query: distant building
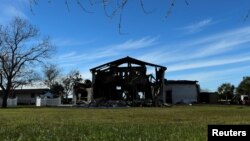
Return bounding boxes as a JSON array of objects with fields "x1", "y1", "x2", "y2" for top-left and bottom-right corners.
[
  {"x1": 199, "y1": 92, "x2": 219, "y2": 104},
  {"x1": 165, "y1": 80, "x2": 199, "y2": 104},
  {"x1": 0, "y1": 89, "x2": 49, "y2": 105}
]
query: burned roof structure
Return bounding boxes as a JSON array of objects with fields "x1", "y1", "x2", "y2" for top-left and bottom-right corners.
[{"x1": 90, "y1": 56, "x2": 167, "y2": 106}]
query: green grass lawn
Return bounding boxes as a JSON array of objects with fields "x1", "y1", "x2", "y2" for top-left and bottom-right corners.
[{"x1": 0, "y1": 105, "x2": 250, "y2": 141}]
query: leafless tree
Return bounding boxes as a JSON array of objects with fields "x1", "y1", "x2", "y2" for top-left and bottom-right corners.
[
  {"x1": 43, "y1": 64, "x2": 60, "y2": 89},
  {"x1": 0, "y1": 17, "x2": 53, "y2": 108},
  {"x1": 29, "y1": 0, "x2": 187, "y2": 34},
  {"x1": 29, "y1": 0, "x2": 250, "y2": 34},
  {"x1": 62, "y1": 70, "x2": 83, "y2": 102}
]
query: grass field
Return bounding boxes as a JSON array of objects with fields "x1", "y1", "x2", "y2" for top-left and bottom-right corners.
[{"x1": 0, "y1": 105, "x2": 250, "y2": 141}]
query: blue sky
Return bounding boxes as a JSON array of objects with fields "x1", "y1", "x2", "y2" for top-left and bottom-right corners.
[{"x1": 1, "y1": 0, "x2": 250, "y2": 91}]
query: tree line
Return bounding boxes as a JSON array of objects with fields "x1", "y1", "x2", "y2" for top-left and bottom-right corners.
[
  {"x1": 43, "y1": 64, "x2": 87, "y2": 103},
  {"x1": 217, "y1": 77, "x2": 250, "y2": 102},
  {"x1": 1, "y1": 17, "x2": 250, "y2": 108}
]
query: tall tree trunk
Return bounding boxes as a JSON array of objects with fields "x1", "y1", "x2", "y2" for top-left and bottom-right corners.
[
  {"x1": 2, "y1": 83, "x2": 11, "y2": 108},
  {"x1": 2, "y1": 90, "x2": 8, "y2": 108}
]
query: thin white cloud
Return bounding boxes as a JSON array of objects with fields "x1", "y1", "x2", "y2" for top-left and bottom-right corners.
[
  {"x1": 52, "y1": 38, "x2": 95, "y2": 47},
  {"x1": 179, "y1": 18, "x2": 213, "y2": 33},
  {"x1": 108, "y1": 37, "x2": 158, "y2": 50},
  {"x1": 4, "y1": 5, "x2": 27, "y2": 18},
  {"x1": 138, "y1": 26, "x2": 250, "y2": 67},
  {"x1": 53, "y1": 26, "x2": 250, "y2": 91},
  {"x1": 0, "y1": 0, "x2": 29, "y2": 24},
  {"x1": 55, "y1": 26, "x2": 250, "y2": 76},
  {"x1": 168, "y1": 65, "x2": 250, "y2": 91},
  {"x1": 54, "y1": 37, "x2": 157, "y2": 66},
  {"x1": 189, "y1": 27, "x2": 250, "y2": 58},
  {"x1": 168, "y1": 54, "x2": 250, "y2": 72},
  {"x1": 58, "y1": 52, "x2": 77, "y2": 58},
  {"x1": 55, "y1": 53, "x2": 88, "y2": 64},
  {"x1": 137, "y1": 50, "x2": 171, "y2": 64}
]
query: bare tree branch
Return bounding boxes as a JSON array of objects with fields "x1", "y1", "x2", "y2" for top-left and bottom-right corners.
[
  {"x1": 244, "y1": 7, "x2": 250, "y2": 22},
  {"x1": 43, "y1": 64, "x2": 60, "y2": 89},
  {"x1": 76, "y1": 0, "x2": 94, "y2": 13},
  {"x1": 29, "y1": 0, "x2": 38, "y2": 14},
  {"x1": 65, "y1": 0, "x2": 70, "y2": 12},
  {"x1": 28, "y1": 0, "x2": 250, "y2": 34},
  {"x1": 165, "y1": 0, "x2": 176, "y2": 19},
  {"x1": 0, "y1": 17, "x2": 53, "y2": 107},
  {"x1": 139, "y1": 0, "x2": 155, "y2": 14},
  {"x1": 118, "y1": 0, "x2": 128, "y2": 34}
]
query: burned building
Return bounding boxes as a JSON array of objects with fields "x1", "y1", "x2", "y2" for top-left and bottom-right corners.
[
  {"x1": 90, "y1": 56, "x2": 166, "y2": 106},
  {"x1": 73, "y1": 80, "x2": 92, "y2": 104}
]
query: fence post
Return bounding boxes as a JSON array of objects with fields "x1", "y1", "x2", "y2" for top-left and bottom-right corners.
[{"x1": 36, "y1": 96, "x2": 41, "y2": 106}]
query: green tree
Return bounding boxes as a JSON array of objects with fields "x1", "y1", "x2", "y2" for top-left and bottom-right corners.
[
  {"x1": 50, "y1": 82, "x2": 64, "y2": 98},
  {"x1": 217, "y1": 83, "x2": 235, "y2": 101},
  {"x1": 0, "y1": 17, "x2": 53, "y2": 108},
  {"x1": 237, "y1": 77, "x2": 250, "y2": 96}
]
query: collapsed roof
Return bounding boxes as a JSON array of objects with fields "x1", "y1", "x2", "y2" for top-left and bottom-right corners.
[
  {"x1": 90, "y1": 56, "x2": 166, "y2": 72},
  {"x1": 90, "y1": 56, "x2": 167, "y2": 106}
]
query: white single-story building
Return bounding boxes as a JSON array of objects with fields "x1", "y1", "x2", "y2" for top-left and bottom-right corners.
[
  {"x1": 13, "y1": 89, "x2": 49, "y2": 104},
  {"x1": 165, "y1": 80, "x2": 199, "y2": 104}
]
